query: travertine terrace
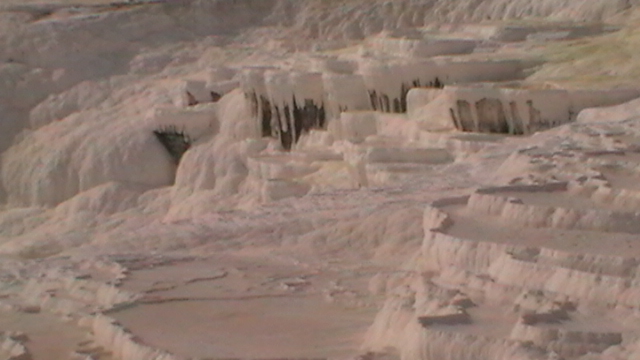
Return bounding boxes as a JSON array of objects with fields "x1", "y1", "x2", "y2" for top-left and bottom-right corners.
[{"x1": 2, "y1": 1, "x2": 640, "y2": 359}]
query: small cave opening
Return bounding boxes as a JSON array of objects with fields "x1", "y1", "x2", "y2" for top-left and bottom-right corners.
[
  {"x1": 210, "y1": 91, "x2": 222, "y2": 102},
  {"x1": 153, "y1": 125, "x2": 193, "y2": 165}
]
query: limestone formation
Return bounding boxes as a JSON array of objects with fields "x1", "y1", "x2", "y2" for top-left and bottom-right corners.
[{"x1": 1, "y1": 1, "x2": 640, "y2": 360}]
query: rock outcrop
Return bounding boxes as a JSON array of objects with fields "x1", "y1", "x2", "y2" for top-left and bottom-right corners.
[{"x1": 1, "y1": 1, "x2": 640, "y2": 360}]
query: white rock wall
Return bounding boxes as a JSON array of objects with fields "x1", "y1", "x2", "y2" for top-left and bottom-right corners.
[
  {"x1": 2, "y1": 110, "x2": 176, "y2": 207},
  {"x1": 410, "y1": 86, "x2": 640, "y2": 135}
]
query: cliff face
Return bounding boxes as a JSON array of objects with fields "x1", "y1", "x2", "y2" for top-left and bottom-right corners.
[{"x1": 2, "y1": 1, "x2": 640, "y2": 359}]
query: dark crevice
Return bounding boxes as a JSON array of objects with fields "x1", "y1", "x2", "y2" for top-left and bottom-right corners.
[
  {"x1": 433, "y1": 77, "x2": 443, "y2": 89},
  {"x1": 210, "y1": 91, "x2": 222, "y2": 102},
  {"x1": 450, "y1": 98, "x2": 570, "y2": 135},
  {"x1": 293, "y1": 97, "x2": 303, "y2": 142},
  {"x1": 265, "y1": 96, "x2": 326, "y2": 151},
  {"x1": 153, "y1": 125, "x2": 192, "y2": 165},
  {"x1": 264, "y1": 97, "x2": 326, "y2": 151},
  {"x1": 368, "y1": 90, "x2": 378, "y2": 111},
  {"x1": 450, "y1": 108, "x2": 461, "y2": 130},
  {"x1": 247, "y1": 91, "x2": 273, "y2": 138},
  {"x1": 261, "y1": 96, "x2": 273, "y2": 137},
  {"x1": 476, "y1": 98, "x2": 509, "y2": 133},
  {"x1": 318, "y1": 106, "x2": 326, "y2": 129},
  {"x1": 393, "y1": 98, "x2": 402, "y2": 113},
  {"x1": 186, "y1": 91, "x2": 198, "y2": 106},
  {"x1": 368, "y1": 76, "x2": 446, "y2": 114}
]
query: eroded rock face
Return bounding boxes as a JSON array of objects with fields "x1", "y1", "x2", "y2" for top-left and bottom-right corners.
[
  {"x1": 2, "y1": 1, "x2": 640, "y2": 360},
  {"x1": 242, "y1": 70, "x2": 327, "y2": 150},
  {"x1": 364, "y1": 153, "x2": 640, "y2": 358},
  {"x1": 1, "y1": 112, "x2": 176, "y2": 207},
  {"x1": 410, "y1": 87, "x2": 640, "y2": 135}
]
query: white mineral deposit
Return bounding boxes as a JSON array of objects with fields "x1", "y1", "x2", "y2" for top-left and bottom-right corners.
[{"x1": 2, "y1": 1, "x2": 640, "y2": 360}]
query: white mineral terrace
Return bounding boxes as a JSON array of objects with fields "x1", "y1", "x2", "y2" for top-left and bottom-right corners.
[{"x1": 2, "y1": 1, "x2": 640, "y2": 360}]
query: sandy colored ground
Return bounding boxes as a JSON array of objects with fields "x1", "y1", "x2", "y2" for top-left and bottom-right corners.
[{"x1": 1, "y1": 1, "x2": 640, "y2": 360}]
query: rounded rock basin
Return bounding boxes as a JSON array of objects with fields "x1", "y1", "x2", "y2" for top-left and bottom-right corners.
[{"x1": 110, "y1": 296, "x2": 374, "y2": 359}]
